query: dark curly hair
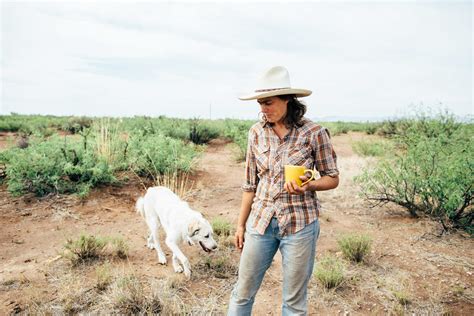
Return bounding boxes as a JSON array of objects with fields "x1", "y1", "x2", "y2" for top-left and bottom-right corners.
[{"x1": 266, "y1": 94, "x2": 306, "y2": 128}]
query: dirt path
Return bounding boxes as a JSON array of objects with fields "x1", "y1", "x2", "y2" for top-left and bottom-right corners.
[{"x1": 1, "y1": 133, "x2": 473, "y2": 315}]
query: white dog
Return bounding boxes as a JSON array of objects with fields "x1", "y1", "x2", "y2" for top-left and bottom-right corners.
[{"x1": 136, "y1": 186, "x2": 217, "y2": 278}]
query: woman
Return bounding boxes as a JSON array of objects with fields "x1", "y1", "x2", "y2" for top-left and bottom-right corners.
[{"x1": 228, "y1": 66, "x2": 339, "y2": 315}]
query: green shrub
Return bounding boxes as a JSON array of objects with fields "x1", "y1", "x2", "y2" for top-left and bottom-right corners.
[
  {"x1": 127, "y1": 132, "x2": 200, "y2": 180},
  {"x1": 377, "y1": 119, "x2": 412, "y2": 137},
  {"x1": 356, "y1": 112, "x2": 473, "y2": 233},
  {"x1": 365, "y1": 125, "x2": 378, "y2": 135},
  {"x1": 62, "y1": 117, "x2": 94, "y2": 134},
  {"x1": 0, "y1": 116, "x2": 205, "y2": 197},
  {"x1": 392, "y1": 289, "x2": 411, "y2": 306},
  {"x1": 63, "y1": 234, "x2": 130, "y2": 266},
  {"x1": 314, "y1": 255, "x2": 345, "y2": 289},
  {"x1": 337, "y1": 233, "x2": 372, "y2": 262},
  {"x1": 314, "y1": 121, "x2": 382, "y2": 136},
  {"x1": 63, "y1": 234, "x2": 108, "y2": 266},
  {"x1": 0, "y1": 114, "x2": 69, "y2": 133},
  {"x1": 2, "y1": 136, "x2": 116, "y2": 197},
  {"x1": 211, "y1": 217, "x2": 232, "y2": 237},
  {"x1": 352, "y1": 139, "x2": 394, "y2": 157},
  {"x1": 109, "y1": 237, "x2": 129, "y2": 259},
  {"x1": 189, "y1": 119, "x2": 221, "y2": 144},
  {"x1": 134, "y1": 116, "x2": 189, "y2": 141},
  {"x1": 223, "y1": 119, "x2": 255, "y2": 161}
]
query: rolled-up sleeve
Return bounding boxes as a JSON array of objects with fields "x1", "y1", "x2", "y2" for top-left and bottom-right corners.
[
  {"x1": 313, "y1": 127, "x2": 339, "y2": 177},
  {"x1": 241, "y1": 130, "x2": 258, "y2": 192}
]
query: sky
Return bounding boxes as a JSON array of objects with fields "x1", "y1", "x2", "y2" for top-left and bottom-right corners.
[{"x1": 1, "y1": 0, "x2": 472, "y2": 121}]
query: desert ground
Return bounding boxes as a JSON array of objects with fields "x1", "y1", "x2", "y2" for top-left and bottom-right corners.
[{"x1": 0, "y1": 132, "x2": 473, "y2": 315}]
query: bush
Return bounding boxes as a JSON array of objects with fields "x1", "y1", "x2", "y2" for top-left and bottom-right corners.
[
  {"x1": 352, "y1": 139, "x2": 394, "y2": 157},
  {"x1": 223, "y1": 119, "x2": 254, "y2": 161},
  {"x1": 211, "y1": 217, "x2": 232, "y2": 237},
  {"x1": 337, "y1": 233, "x2": 372, "y2": 263},
  {"x1": 377, "y1": 119, "x2": 412, "y2": 137},
  {"x1": 63, "y1": 234, "x2": 129, "y2": 266},
  {"x1": 356, "y1": 112, "x2": 473, "y2": 233},
  {"x1": 189, "y1": 119, "x2": 221, "y2": 144},
  {"x1": 123, "y1": 116, "x2": 190, "y2": 141},
  {"x1": 63, "y1": 234, "x2": 108, "y2": 266},
  {"x1": 1, "y1": 136, "x2": 116, "y2": 197},
  {"x1": 108, "y1": 276, "x2": 162, "y2": 314},
  {"x1": 365, "y1": 125, "x2": 378, "y2": 135},
  {"x1": 62, "y1": 117, "x2": 93, "y2": 134},
  {"x1": 392, "y1": 289, "x2": 411, "y2": 306},
  {"x1": 127, "y1": 132, "x2": 200, "y2": 180},
  {"x1": 195, "y1": 246, "x2": 238, "y2": 279},
  {"x1": 109, "y1": 237, "x2": 129, "y2": 259},
  {"x1": 0, "y1": 114, "x2": 68, "y2": 133},
  {"x1": 96, "y1": 263, "x2": 113, "y2": 291},
  {"x1": 0, "y1": 116, "x2": 204, "y2": 198},
  {"x1": 314, "y1": 255, "x2": 345, "y2": 289}
]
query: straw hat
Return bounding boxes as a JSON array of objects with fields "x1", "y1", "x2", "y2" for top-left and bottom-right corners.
[{"x1": 238, "y1": 66, "x2": 312, "y2": 100}]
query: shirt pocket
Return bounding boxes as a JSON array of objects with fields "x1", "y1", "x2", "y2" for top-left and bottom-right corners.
[
  {"x1": 286, "y1": 146, "x2": 312, "y2": 168},
  {"x1": 254, "y1": 144, "x2": 270, "y2": 176}
]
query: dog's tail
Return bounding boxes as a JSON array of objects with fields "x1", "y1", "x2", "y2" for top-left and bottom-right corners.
[{"x1": 136, "y1": 197, "x2": 145, "y2": 218}]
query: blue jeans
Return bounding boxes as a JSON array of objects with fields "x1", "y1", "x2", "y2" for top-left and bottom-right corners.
[{"x1": 228, "y1": 217, "x2": 320, "y2": 316}]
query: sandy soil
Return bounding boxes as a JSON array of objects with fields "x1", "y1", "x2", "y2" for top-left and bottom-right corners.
[{"x1": 0, "y1": 132, "x2": 473, "y2": 315}]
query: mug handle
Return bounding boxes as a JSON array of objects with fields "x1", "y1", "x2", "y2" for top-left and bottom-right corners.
[{"x1": 301, "y1": 169, "x2": 316, "y2": 186}]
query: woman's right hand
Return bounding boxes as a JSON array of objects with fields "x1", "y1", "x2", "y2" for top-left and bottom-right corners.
[{"x1": 234, "y1": 225, "x2": 245, "y2": 252}]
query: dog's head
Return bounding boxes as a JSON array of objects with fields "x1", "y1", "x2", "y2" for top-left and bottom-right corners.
[{"x1": 187, "y1": 218, "x2": 218, "y2": 253}]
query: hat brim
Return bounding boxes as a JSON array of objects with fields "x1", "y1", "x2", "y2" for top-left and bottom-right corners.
[{"x1": 238, "y1": 88, "x2": 312, "y2": 100}]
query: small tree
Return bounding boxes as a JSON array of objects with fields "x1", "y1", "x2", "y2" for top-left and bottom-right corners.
[{"x1": 356, "y1": 111, "x2": 473, "y2": 233}]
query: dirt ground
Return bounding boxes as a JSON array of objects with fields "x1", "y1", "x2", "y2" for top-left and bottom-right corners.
[{"x1": 0, "y1": 132, "x2": 473, "y2": 315}]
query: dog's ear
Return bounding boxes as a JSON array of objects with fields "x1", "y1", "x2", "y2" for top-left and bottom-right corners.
[{"x1": 188, "y1": 220, "x2": 201, "y2": 237}]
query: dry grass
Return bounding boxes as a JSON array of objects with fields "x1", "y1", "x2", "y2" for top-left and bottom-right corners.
[
  {"x1": 18, "y1": 251, "x2": 238, "y2": 315},
  {"x1": 337, "y1": 233, "x2": 372, "y2": 263},
  {"x1": 62, "y1": 233, "x2": 129, "y2": 266},
  {"x1": 15, "y1": 232, "x2": 235, "y2": 315},
  {"x1": 102, "y1": 275, "x2": 163, "y2": 314},
  {"x1": 22, "y1": 270, "x2": 98, "y2": 314},
  {"x1": 94, "y1": 118, "x2": 122, "y2": 165},
  {"x1": 21, "y1": 265, "x2": 191, "y2": 315},
  {"x1": 313, "y1": 255, "x2": 345, "y2": 289},
  {"x1": 95, "y1": 263, "x2": 113, "y2": 291},
  {"x1": 0, "y1": 274, "x2": 30, "y2": 293},
  {"x1": 211, "y1": 216, "x2": 233, "y2": 238},
  {"x1": 107, "y1": 236, "x2": 129, "y2": 259},
  {"x1": 155, "y1": 171, "x2": 195, "y2": 200},
  {"x1": 62, "y1": 234, "x2": 108, "y2": 266},
  {"x1": 309, "y1": 257, "x2": 451, "y2": 315},
  {"x1": 194, "y1": 239, "x2": 239, "y2": 280}
]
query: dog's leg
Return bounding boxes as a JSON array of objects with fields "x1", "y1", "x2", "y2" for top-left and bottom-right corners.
[
  {"x1": 172, "y1": 254, "x2": 183, "y2": 273},
  {"x1": 146, "y1": 234, "x2": 154, "y2": 249},
  {"x1": 148, "y1": 217, "x2": 167, "y2": 265},
  {"x1": 165, "y1": 237, "x2": 191, "y2": 278}
]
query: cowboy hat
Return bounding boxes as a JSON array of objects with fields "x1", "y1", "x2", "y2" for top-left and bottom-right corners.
[{"x1": 238, "y1": 66, "x2": 312, "y2": 100}]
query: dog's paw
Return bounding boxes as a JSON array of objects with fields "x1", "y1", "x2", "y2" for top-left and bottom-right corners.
[
  {"x1": 147, "y1": 243, "x2": 155, "y2": 250},
  {"x1": 184, "y1": 269, "x2": 191, "y2": 279},
  {"x1": 174, "y1": 265, "x2": 184, "y2": 273},
  {"x1": 158, "y1": 255, "x2": 167, "y2": 265}
]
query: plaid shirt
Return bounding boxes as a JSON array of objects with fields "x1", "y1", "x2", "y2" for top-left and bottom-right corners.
[{"x1": 242, "y1": 117, "x2": 339, "y2": 236}]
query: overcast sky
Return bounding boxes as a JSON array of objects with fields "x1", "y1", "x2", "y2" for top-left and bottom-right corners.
[{"x1": 1, "y1": 0, "x2": 472, "y2": 120}]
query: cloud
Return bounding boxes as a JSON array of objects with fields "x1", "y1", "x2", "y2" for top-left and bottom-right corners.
[{"x1": 1, "y1": 1, "x2": 472, "y2": 119}]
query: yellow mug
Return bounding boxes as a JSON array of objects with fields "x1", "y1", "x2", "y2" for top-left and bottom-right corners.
[{"x1": 284, "y1": 165, "x2": 316, "y2": 187}]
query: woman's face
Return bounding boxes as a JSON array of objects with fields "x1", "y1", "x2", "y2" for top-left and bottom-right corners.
[{"x1": 257, "y1": 96, "x2": 289, "y2": 124}]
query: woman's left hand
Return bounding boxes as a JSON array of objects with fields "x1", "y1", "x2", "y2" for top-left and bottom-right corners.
[{"x1": 284, "y1": 176, "x2": 312, "y2": 195}]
